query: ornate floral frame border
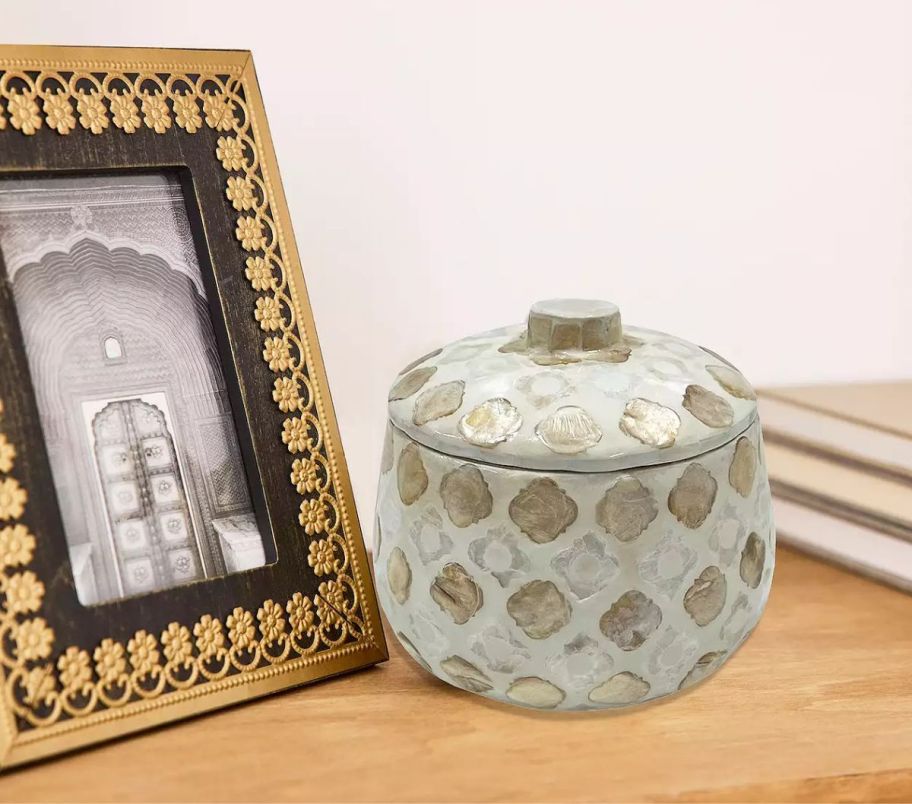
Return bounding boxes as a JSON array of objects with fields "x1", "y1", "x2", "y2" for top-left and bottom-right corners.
[{"x1": 0, "y1": 46, "x2": 385, "y2": 768}]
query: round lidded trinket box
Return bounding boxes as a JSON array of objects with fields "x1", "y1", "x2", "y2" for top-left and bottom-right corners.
[{"x1": 374, "y1": 299, "x2": 774, "y2": 710}]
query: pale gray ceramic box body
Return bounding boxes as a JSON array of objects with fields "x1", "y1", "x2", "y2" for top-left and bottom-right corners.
[{"x1": 374, "y1": 300, "x2": 774, "y2": 710}]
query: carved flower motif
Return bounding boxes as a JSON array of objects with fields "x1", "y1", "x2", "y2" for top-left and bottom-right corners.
[
  {"x1": 282, "y1": 416, "x2": 309, "y2": 453},
  {"x1": 43, "y1": 91, "x2": 75, "y2": 134},
  {"x1": 216, "y1": 135, "x2": 245, "y2": 170},
  {"x1": 23, "y1": 666, "x2": 56, "y2": 705},
  {"x1": 236, "y1": 215, "x2": 267, "y2": 251},
  {"x1": 110, "y1": 92, "x2": 140, "y2": 133},
  {"x1": 226, "y1": 607, "x2": 256, "y2": 650},
  {"x1": 0, "y1": 524, "x2": 35, "y2": 568},
  {"x1": 254, "y1": 295, "x2": 283, "y2": 332},
  {"x1": 0, "y1": 478, "x2": 27, "y2": 520},
  {"x1": 515, "y1": 370, "x2": 572, "y2": 408},
  {"x1": 245, "y1": 256, "x2": 274, "y2": 291},
  {"x1": 273, "y1": 377, "x2": 301, "y2": 413},
  {"x1": 308, "y1": 539, "x2": 338, "y2": 577},
  {"x1": 638, "y1": 533, "x2": 700, "y2": 599},
  {"x1": 467, "y1": 526, "x2": 529, "y2": 587},
  {"x1": 57, "y1": 647, "x2": 92, "y2": 692},
  {"x1": 547, "y1": 634, "x2": 613, "y2": 690},
  {"x1": 317, "y1": 580, "x2": 346, "y2": 628},
  {"x1": 0, "y1": 433, "x2": 16, "y2": 472},
  {"x1": 290, "y1": 457, "x2": 320, "y2": 494},
  {"x1": 76, "y1": 91, "x2": 109, "y2": 134},
  {"x1": 257, "y1": 599, "x2": 286, "y2": 643},
  {"x1": 159, "y1": 622, "x2": 193, "y2": 664},
  {"x1": 408, "y1": 506, "x2": 452, "y2": 564},
  {"x1": 470, "y1": 624, "x2": 531, "y2": 673},
  {"x1": 648, "y1": 627, "x2": 700, "y2": 681},
  {"x1": 94, "y1": 638, "x2": 126, "y2": 684},
  {"x1": 709, "y1": 511, "x2": 743, "y2": 569},
  {"x1": 226, "y1": 176, "x2": 256, "y2": 211},
  {"x1": 193, "y1": 614, "x2": 225, "y2": 658},
  {"x1": 287, "y1": 592, "x2": 315, "y2": 637},
  {"x1": 15, "y1": 617, "x2": 53, "y2": 661},
  {"x1": 202, "y1": 92, "x2": 236, "y2": 131},
  {"x1": 7, "y1": 92, "x2": 42, "y2": 135},
  {"x1": 299, "y1": 498, "x2": 329, "y2": 536},
  {"x1": 172, "y1": 93, "x2": 202, "y2": 132},
  {"x1": 262, "y1": 337, "x2": 291, "y2": 372},
  {"x1": 140, "y1": 92, "x2": 171, "y2": 133},
  {"x1": 719, "y1": 592, "x2": 754, "y2": 645},
  {"x1": 127, "y1": 630, "x2": 160, "y2": 676},
  {"x1": 409, "y1": 608, "x2": 447, "y2": 658},
  {"x1": 3, "y1": 570, "x2": 44, "y2": 613},
  {"x1": 551, "y1": 533, "x2": 620, "y2": 601}
]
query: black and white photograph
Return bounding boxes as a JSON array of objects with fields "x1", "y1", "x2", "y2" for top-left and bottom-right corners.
[{"x1": 0, "y1": 173, "x2": 273, "y2": 605}]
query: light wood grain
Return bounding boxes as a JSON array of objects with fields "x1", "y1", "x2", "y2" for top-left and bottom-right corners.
[
  {"x1": 764, "y1": 381, "x2": 912, "y2": 437},
  {"x1": 4, "y1": 547, "x2": 912, "y2": 802}
]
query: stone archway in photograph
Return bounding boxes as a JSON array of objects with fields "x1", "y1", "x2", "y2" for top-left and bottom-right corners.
[{"x1": 11, "y1": 234, "x2": 261, "y2": 604}]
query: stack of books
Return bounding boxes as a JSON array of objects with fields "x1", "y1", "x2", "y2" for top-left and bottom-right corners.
[{"x1": 759, "y1": 382, "x2": 912, "y2": 592}]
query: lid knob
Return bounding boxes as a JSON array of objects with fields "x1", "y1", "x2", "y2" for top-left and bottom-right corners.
[{"x1": 527, "y1": 299, "x2": 622, "y2": 352}]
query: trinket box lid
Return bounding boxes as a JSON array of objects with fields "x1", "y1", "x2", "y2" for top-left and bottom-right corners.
[{"x1": 386, "y1": 299, "x2": 758, "y2": 472}]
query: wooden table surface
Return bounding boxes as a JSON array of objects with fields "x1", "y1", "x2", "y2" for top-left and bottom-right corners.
[{"x1": 4, "y1": 546, "x2": 912, "y2": 803}]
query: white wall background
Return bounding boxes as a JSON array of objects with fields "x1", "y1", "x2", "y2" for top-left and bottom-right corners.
[{"x1": 6, "y1": 1, "x2": 912, "y2": 517}]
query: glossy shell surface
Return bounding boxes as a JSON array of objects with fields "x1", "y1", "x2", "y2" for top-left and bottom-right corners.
[
  {"x1": 375, "y1": 419, "x2": 774, "y2": 710},
  {"x1": 387, "y1": 309, "x2": 757, "y2": 472},
  {"x1": 376, "y1": 300, "x2": 774, "y2": 711}
]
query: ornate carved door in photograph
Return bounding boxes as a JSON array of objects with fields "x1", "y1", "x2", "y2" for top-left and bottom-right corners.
[{"x1": 92, "y1": 398, "x2": 202, "y2": 597}]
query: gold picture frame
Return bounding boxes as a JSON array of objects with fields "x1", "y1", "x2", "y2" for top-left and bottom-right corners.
[{"x1": 0, "y1": 45, "x2": 386, "y2": 768}]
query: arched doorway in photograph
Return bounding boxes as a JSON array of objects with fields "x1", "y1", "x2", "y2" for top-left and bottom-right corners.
[{"x1": 10, "y1": 234, "x2": 266, "y2": 604}]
